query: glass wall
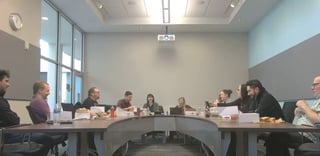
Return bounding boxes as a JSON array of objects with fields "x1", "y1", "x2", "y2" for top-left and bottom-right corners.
[
  {"x1": 41, "y1": 0, "x2": 84, "y2": 109},
  {"x1": 60, "y1": 17, "x2": 73, "y2": 68},
  {"x1": 73, "y1": 28, "x2": 83, "y2": 72}
]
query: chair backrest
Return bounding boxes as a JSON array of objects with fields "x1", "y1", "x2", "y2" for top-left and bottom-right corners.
[
  {"x1": 25, "y1": 106, "x2": 41, "y2": 124},
  {"x1": 282, "y1": 101, "x2": 297, "y2": 123},
  {"x1": 158, "y1": 105, "x2": 164, "y2": 113}
]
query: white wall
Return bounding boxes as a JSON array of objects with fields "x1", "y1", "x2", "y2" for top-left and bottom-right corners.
[
  {"x1": 0, "y1": 0, "x2": 40, "y2": 123},
  {"x1": 85, "y1": 32, "x2": 248, "y2": 111},
  {"x1": 8, "y1": 100, "x2": 32, "y2": 124},
  {"x1": 0, "y1": 0, "x2": 41, "y2": 47}
]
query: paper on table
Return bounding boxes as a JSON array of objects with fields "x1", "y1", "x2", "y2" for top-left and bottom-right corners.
[
  {"x1": 210, "y1": 106, "x2": 239, "y2": 116},
  {"x1": 90, "y1": 106, "x2": 105, "y2": 113}
]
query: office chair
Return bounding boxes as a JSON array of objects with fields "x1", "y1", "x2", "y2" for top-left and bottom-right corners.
[
  {"x1": 282, "y1": 101, "x2": 297, "y2": 123},
  {"x1": 0, "y1": 126, "x2": 46, "y2": 156},
  {"x1": 294, "y1": 142, "x2": 320, "y2": 156},
  {"x1": 25, "y1": 106, "x2": 67, "y2": 156},
  {"x1": 258, "y1": 101, "x2": 298, "y2": 148}
]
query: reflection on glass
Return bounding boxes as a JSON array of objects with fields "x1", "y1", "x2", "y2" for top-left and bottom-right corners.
[
  {"x1": 60, "y1": 17, "x2": 72, "y2": 67},
  {"x1": 40, "y1": 59, "x2": 57, "y2": 109},
  {"x1": 74, "y1": 28, "x2": 83, "y2": 71},
  {"x1": 74, "y1": 75, "x2": 82, "y2": 102},
  {"x1": 61, "y1": 67, "x2": 71, "y2": 103},
  {"x1": 40, "y1": 1, "x2": 58, "y2": 61}
]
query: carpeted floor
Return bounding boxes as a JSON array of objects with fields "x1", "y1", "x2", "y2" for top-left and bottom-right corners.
[{"x1": 50, "y1": 133, "x2": 272, "y2": 156}]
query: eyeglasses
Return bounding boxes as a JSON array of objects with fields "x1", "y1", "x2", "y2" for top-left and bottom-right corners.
[{"x1": 311, "y1": 83, "x2": 320, "y2": 87}]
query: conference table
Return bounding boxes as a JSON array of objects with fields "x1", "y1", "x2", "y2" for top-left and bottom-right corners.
[{"x1": 2, "y1": 115, "x2": 320, "y2": 156}]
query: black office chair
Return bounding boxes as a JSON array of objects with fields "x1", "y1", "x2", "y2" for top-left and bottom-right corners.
[
  {"x1": 257, "y1": 101, "x2": 298, "y2": 147},
  {"x1": 142, "y1": 106, "x2": 167, "y2": 144},
  {"x1": 294, "y1": 143, "x2": 320, "y2": 156},
  {"x1": 25, "y1": 106, "x2": 67, "y2": 156},
  {"x1": 282, "y1": 101, "x2": 297, "y2": 123},
  {"x1": 0, "y1": 127, "x2": 44, "y2": 156}
]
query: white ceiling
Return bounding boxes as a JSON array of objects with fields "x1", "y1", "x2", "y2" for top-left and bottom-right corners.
[{"x1": 48, "y1": 0, "x2": 281, "y2": 33}]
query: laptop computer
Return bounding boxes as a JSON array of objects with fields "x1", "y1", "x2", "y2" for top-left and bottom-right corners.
[
  {"x1": 170, "y1": 107, "x2": 184, "y2": 115},
  {"x1": 61, "y1": 103, "x2": 74, "y2": 112}
]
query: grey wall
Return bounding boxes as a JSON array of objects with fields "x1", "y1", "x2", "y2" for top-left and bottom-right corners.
[
  {"x1": 249, "y1": 33, "x2": 320, "y2": 101},
  {"x1": 0, "y1": 29, "x2": 40, "y2": 100},
  {"x1": 85, "y1": 32, "x2": 249, "y2": 111}
]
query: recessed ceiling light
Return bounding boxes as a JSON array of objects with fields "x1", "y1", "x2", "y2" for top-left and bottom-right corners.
[
  {"x1": 198, "y1": 0, "x2": 205, "y2": 5},
  {"x1": 128, "y1": 1, "x2": 136, "y2": 5},
  {"x1": 230, "y1": 3, "x2": 235, "y2": 8},
  {"x1": 41, "y1": 17, "x2": 48, "y2": 20}
]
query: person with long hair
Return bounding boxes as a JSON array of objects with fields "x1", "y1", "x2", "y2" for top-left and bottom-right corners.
[
  {"x1": 213, "y1": 84, "x2": 252, "y2": 113},
  {"x1": 211, "y1": 89, "x2": 233, "y2": 107},
  {"x1": 142, "y1": 94, "x2": 162, "y2": 113},
  {"x1": 176, "y1": 97, "x2": 195, "y2": 111}
]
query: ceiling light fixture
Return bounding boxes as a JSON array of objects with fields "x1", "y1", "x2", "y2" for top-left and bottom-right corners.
[
  {"x1": 90, "y1": 0, "x2": 108, "y2": 21},
  {"x1": 145, "y1": 0, "x2": 186, "y2": 23},
  {"x1": 162, "y1": 0, "x2": 170, "y2": 23},
  {"x1": 230, "y1": 3, "x2": 235, "y2": 8},
  {"x1": 158, "y1": 26, "x2": 175, "y2": 41},
  {"x1": 41, "y1": 17, "x2": 48, "y2": 20}
]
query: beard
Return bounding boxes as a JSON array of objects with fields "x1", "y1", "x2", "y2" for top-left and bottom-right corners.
[{"x1": 0, "y1": 90, "x2": 6, "y2": 97}]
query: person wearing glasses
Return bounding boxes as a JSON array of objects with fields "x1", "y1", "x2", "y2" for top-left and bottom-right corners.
[
  {"x1": 268, "y1": 75, "x2": 320, "y2": 156},
  {"x1": 289, "y1": 75, "x2": 320, "y2": 146},
  {"x1": 82, "y1": 87, "x2": 100, "y2": 109}
]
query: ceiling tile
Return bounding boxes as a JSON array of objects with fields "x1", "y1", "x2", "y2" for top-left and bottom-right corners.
[
  {"x1": 122, "y1": 0, "x2": 147, "y2": 17},
  {"x1": 186, "y1": 0, "x2": 210, "y2": 17}
]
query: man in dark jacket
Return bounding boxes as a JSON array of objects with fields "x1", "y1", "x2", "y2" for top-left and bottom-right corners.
[
  {"x1": 246, "y1": 79, "x2": 283, "y2": 118},
  {"x1": 0, "y1": 69, "x2": 20, "y2": 128},
  {"x1": 0, "y1": 69, "x2": 57, "y2": 155},
  {"x1": 82, "y1": 87, "x2": 100, "y2": 109},
  {"x1": 246, "y1": 79, "x2": 290, "y2": 156}
]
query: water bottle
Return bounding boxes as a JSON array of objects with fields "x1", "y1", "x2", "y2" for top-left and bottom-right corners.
[{"x1": 53, "y1": 103, "x2": 62, "y2": 125}]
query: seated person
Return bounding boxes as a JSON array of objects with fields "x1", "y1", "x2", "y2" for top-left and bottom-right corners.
[
  {"x1": 142, "y1": 94, "x2": 162, "y2": 114},
  {"x1": 117, "y1": 91, "x2": 134, "y2": 111},
  {"x1": 29, "y1": 81, "x2": 50, "y2": 123},
  {"x1": 210, "y1": 89, "x2": 233, "y2": 107},
  {"x1": 169, "y1": 97, "x2": 195, "y2": 140},
  {"x1": 79, "y1": 87, "x2": 101, "y2": 151},
  {"x1": 246, "y1": 79, "x2": 288, "y2": 156},
  {"x1": 289, "y1": 75, "x2": 320, "y2": 147},
  {"x1": 82, "y1": 87, "x2": 100, "y2": 109},
  {"x1": 0, "y1": 69, "x2": 56, "y2": 155},
  {"x1": 175, "y1": 97, "x2": 195, "y2": 112},
  {"x1": 213, "y1": 84, "x2": 252, "y2": 113}
]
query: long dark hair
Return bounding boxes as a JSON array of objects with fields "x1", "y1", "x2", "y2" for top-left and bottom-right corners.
[
  {"x1": 146, "y1": 94, "x2": 155, "y2": 104},
  {"x1": 221, "y1": 89, "x2": 233, "y2": 98},
  {"x1": 240, "y1": 84, "x2": 248, "y2": 99}
]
